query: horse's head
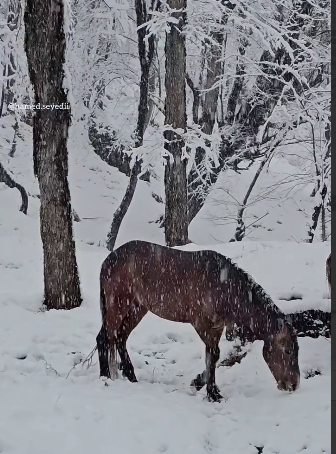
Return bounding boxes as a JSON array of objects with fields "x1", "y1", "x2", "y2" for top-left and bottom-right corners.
[{"x1": 263, "y1": 321, "x2": 300, "y2": 392}]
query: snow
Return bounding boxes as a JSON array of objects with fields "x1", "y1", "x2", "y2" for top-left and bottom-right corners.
[{"x1": 0, "y1": 117, "x2": 331, "y2": 454}]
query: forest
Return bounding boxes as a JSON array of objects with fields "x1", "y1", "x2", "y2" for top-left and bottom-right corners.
[{"x1": 0, "y1": 0, "x2": 331, "y2": 453}]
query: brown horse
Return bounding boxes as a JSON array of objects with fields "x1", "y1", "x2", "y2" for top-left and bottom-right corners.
[
  {"x1": 326, "y1": 253, "x2": 331, "y2": 297},
  {"x1": 96, "y1": 240, "x2": 300, "y2": 402}
]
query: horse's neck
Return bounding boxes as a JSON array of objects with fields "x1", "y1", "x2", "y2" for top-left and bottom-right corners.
[{"x1": 236, "y1": 300, "x2": 280, "y2": 341}]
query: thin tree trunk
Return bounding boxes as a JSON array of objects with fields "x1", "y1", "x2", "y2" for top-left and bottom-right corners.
[
  {"x1": 321, "y1": 203, "x2": 327, "y2": 241},
  {"x1": 0, "y1": 160, "x2": 28, "y2": 214},
  {"x1": 164, "y1": 0, "x2": 188, "y2": 246},
  {"x1": 186, "y1": 22, "x2": 229, "y2": 224},
  {"x1": 307, "y1": 184, "x2": 327, "y2": 243},
  {"x1": 225, "y1": 42, "x2": 246, "y2": 125},
  {"x1": 0, "y1": 67, "x2": 5, "y2": 118},
  {"x1": 231, "y1": 150, "x2": 274, "y2": 242},
  {"x1": 143, "y1": 58, "x2": 156, "y2": 133},
  {"x1": 106, "y1": 0, "x2": 155, "y2": 251},
  {"x1": 24, "y1": 0, "x2": 82, "y2": 310},
  {"x1": 326, "y1": 253, "x2": 331, "y2": 297},
  {"x1": 106, "y1": 160, "x2": 141, "y2": 251},
  {"x1": 186, "y1": 73, "x2": 200, "y2": 124},
  {"x1": 3, "y1": 0, "x2": 21, "y2": 112},
  {"x1": 200, "y1": 31, "x2": 224, "y2": 134},
  {"x1": 9, "y1": 119, "x2": 18, "y2": 157}
]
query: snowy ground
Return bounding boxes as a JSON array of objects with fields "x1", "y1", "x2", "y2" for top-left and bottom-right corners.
[{"x1": 0, "y1": 117, "x2": 331, "y2": 454}]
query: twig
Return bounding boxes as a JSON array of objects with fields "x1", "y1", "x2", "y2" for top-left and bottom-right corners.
[{"x1": 82, "y1": 346, "x2": 98, "y2": 369}]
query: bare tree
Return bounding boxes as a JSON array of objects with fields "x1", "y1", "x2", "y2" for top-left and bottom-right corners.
[
  {"x1": 164, "y1": 0, "x2": 189, "y2": 246},
  {"x1": 307, "y1": 122, "x2": 331, "y2": 243},
  {"x1": 0, "y1": 0, "x2": 21, "y2": 117},
  {"x1": 0, "y1": 160, "x2": 28, "y2": 214},
  {"x1": 106, "y1": 0, "x2": 155, "y2": 251},
  {"x1": 24, "y1": 0, "x2": 82, "y2": 310}
]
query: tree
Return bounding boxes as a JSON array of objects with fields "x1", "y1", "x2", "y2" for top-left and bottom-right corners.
[
  {"x1": 24, "y1": 0, "x2": 82, "y2": 310},
  {"x1": 0, "y1": 160, "x2": 28, "y2": 214},
  {"x1": 106, "y1": 0, "x2": 155, "y2": 251},
  {"x1": 164, "y1": 0, "x2": 189, "y2": 246},
  {"x1": 0, "y1": 0, "x2": 21, "y2": 118}
]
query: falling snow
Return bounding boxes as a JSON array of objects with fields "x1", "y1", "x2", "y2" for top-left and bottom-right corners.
[
  {"x1": 219, "y1": 267, "x2": 228, "y2": 283},
  {"x1": 0, "y1": 117, "x2": 331, "y2": 454}
]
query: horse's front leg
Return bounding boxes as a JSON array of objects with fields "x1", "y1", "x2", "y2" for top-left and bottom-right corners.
[{"x1": 191, "y1": 324, "x2": 223, "y2": 402}]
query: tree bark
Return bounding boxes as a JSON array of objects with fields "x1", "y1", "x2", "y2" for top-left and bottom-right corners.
[
  {"x1": 307, "y1": 184, "x2": 328, "y2": 243},
  {"x1": 24, "y1": 0, "x2": 82, "y2": 310},
  {"x1": 225, "y1": 41, "x2": 247, "y2": 125},
  {"x1": 0, "y1": 160, "x2": 28, "y2": 214},
  {"x1": 1, "y1": 0, "x2": 21, "y2": 115},
  {"x1": 164, "y1": 0, "x2": 189, "y2": 246},
  {"x1": 326, "y1": 253, "x2": 331, "y2": 296}
]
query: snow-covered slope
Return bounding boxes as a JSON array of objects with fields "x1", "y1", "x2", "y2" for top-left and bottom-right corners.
[{"x1": 0, "y1": 118, "x2": 331, "y2": 454}]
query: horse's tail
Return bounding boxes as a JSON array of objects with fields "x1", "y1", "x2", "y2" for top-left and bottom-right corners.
[
  {"x1": 99, "y1": 252, "x2": 119, "y2": 380},
  {"x1": 99, "y1": 252, "x2": 118, "y2": 320}
]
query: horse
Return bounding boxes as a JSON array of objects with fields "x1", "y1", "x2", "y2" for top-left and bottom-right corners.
[
  {"x1": 326, "y1": 253, "x2": 331, "y2": 297},
  {"x1": 96, "y1": 240, "x2": 300, "y2": 402}
]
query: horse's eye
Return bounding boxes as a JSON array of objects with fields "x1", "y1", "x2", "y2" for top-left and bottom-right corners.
[{"x1": 285, "y1": 349, "x2": 292, "y2": 355}]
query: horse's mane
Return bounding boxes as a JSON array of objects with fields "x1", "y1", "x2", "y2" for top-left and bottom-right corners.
[{"x1": 215, "y1": 253, "x2": 285, "y2": 319}]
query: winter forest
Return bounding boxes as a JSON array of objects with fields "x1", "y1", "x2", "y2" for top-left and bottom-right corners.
[{"x1": 0, "y1": 0, "x2": 331, "y2": 452}]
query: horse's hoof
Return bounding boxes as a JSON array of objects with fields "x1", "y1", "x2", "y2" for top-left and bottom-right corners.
[
  {"x1": 100, "y1": 371, "x2": 111, "y2": 380},
  {"x1": 190, "y1": 378, "x2": 204, "y2": 392},
  {"x1": 207, "y1": 386, "x2": 223, "y2": 403},
  {"x1": 127, "y1": 375, "x2": 138, "y2": 383},
  {"x1": 121, "y1": 367, "x2": 138, "y2": 383}
]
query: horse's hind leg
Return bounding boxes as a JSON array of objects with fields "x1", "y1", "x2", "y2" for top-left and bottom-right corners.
[
  {"x1": 116, "y1": 304, "x2": 148, "y2": 383},
  {"x1": 97, "y1": 324, "x2": 111, "y2": 378},
  {"x1": 204, "y1": 344, "x2": 222, "y2": 402},
  {"x1": 191, "y1": 323, "x2": 223, "y2": 402}
]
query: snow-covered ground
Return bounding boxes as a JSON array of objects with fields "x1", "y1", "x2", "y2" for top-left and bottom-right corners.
[{"x1": 0, "y1": 117, "x2": 331, "y2": 454}]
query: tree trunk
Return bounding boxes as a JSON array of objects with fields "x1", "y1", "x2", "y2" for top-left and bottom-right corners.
[
  {"x1": 105, "y1": 0, "x2": 155, "y2": 251},
  {"x1": 307, "y1": 184, "x2": 327, "y2": 243},
  {"x1": 164, "y1": 0, "x2": 188, "y2": 246},
  {"x1": 0, "y1": 160, "x2": 28, "y2": 214},
  {"x1": 1, "y1": 0, "x2": 21, "y2": 114},
  {"x1": 225, "y1": 41, "x2": 247, "y2": 125},
  {"x1": 186, "y1": 21, "x2": 230, "y2": 224},
  {"x1": 106, "y1": 160, "x2": 141, "y2": 251},
  {"x1": 326, "y1": 253, "x2": 331, "y2": 296},
  {"x1": 200, "y1": 31, "x2": 224, "y2": 135},
  {"x1": 24, "y1": 0, "x2": 82, "y2": 310},
  {"x1": 231, "y1": 150, "x2": 274, "y2": 242},
  {"x1": 9, "y1": 119, "x2": 18, "y2": 157}
]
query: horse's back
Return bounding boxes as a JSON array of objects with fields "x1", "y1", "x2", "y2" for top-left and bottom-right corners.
[{"x1": 101, "y1": 241, "x2": 226, "y2": 322}]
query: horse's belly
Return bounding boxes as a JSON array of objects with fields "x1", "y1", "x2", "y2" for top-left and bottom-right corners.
[
  {"x1": 143, "y1": 296, "x2": 197, "y2": 324},
  {"x1": 148, "y1": 305, "x2": 192, "y2": 323}
]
